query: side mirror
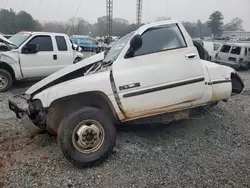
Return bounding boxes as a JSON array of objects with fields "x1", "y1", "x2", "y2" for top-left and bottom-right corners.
[
  {"x1": 130, "y1": 34, "x2": 142, "y2": 51},
  {"x1": 21, "y1": 44, "x2": 38, "y2": 54},
  {"x1": 125, "y1": 34, "x2": 142, "y2": 58}
]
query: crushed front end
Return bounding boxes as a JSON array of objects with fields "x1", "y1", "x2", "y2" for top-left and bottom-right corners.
[{"x1": 9, "y1": 94, "x2": 46, "y2": 134}]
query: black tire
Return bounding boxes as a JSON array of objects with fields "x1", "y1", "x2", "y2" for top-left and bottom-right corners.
[
  {"x1": 0, "y1": 69, "x2": 13, "y2": 92},
  {"x1": 46, "y1": 126, "x2": 57, "y2": 136},
  {"x1": 240, "y1": 63, "x2": 249, "y2": 71},
  {"x1": 241, "y1": 66, "x2": 248, "y2": 71},
  {"x1": 58, "y1": 107, "x2": 116, "y2": 167}
]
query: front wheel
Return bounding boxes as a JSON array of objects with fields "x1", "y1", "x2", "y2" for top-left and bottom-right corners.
[
  {"x1": 58, "y1": 107, "x2": 116, "y2": 167},
  {"x1": 0, "y1": 69, "x2": 13, "y2": 92}
]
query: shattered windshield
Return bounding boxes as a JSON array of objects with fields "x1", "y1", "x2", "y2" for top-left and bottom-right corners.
[
  {"x1": 103, "y1": 31, "x2": 135, "y2": 64},
  {"x1": 9, "y1": 33, "x2": 31, "y2": 48}
]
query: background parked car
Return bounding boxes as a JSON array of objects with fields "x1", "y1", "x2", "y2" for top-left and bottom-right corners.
[
  {"x1": 215, "y1": 43, "x2": 250, "y2": 70},
  {"x1": 0, "y1": 31, "x2": 84, "y2": 92},
  {"x1": 71, "y1": 35, "x2": 99, "y2": 52}
]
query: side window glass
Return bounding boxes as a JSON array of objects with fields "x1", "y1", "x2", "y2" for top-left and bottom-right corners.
[
  {"x1": 245, "y1": 48, "x2": 248, "y2": 56},
  {"x1": 28, "y1": 36, "x2": 53, "y2": 51},
  {"x1": 230, "y1": 46, "x2": 241, "y2": 55},
  {"x1": 134, "y1": 24, "x2": 187, "y2": 56},
  {"x1": 220, "y1": 45, "x2": 231, "y2": 53},
  {"x1": 55, "y1": 36, "x2": 68, "y2": 51},
  {"x1": 213, "y1": 43, "x2": 220, "y2": 51}
]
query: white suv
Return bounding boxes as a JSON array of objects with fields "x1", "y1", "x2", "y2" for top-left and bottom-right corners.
[{"x1": 215, "y1": 43, "x2": 250, "y2": 70}]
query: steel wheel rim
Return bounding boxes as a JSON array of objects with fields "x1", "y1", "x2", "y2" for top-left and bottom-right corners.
[
  {"x1": 0, "y1": 74, "x2": 8, "y2": 89},
  {"x1": 72, "y1": 119, "x2": 105, "y2": 154}
]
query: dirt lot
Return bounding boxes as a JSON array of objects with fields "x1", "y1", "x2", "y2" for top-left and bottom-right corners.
[{"x1": 1, "y1": 72, "x2": 250, "y2": 188}]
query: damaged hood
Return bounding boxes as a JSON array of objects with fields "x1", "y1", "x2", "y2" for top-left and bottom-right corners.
[
  {"x1": 26, "y1": 52, "x2": 105, "y2": 95},
  {"x1": 0, "y1": 35, "x2": 14, "y2": 45}
]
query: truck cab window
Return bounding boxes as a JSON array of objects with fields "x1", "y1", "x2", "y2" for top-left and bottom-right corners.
[
  {"x1": 134, "y1": 24, "x2": 187, "y2": 56},
  {"x1": 56, "y1": 36, "x2": 68, "y2": 51},
  {"x1": 27, "y1": 36, "x2": 53, "y2": 51}
]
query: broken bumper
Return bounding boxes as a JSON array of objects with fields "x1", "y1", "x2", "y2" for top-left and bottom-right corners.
[
  {"x1": 9, "y1": 94, "x2": 46, "y2": 134},
  {"x1": 9, "y1": 94, "x2": 30, "y2": 119},
  {"x1": 21, "y1": 114, "x2": 45, "y2": 134}
]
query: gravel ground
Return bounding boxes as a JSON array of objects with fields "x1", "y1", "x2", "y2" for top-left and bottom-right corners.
[{"x1": 1, "y1": 72, "x2": 250, "y2": 188}]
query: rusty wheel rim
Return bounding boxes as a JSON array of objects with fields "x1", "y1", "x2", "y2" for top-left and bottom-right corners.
[
  {"x1": 0, "y1": 74, "x2": 8, "y2": 90},
  {"x1": 72, "y1": 119, "x2": 105, "y2": 154}
]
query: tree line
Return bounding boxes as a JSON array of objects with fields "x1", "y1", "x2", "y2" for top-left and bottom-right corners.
[{"x1": 0, "y1": 9, "x2": 244, "y2": 38}]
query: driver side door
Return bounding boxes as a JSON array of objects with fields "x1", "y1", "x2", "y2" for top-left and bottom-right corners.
[{"x1": 112, "y1": 23, "x2": 206, "y2": 119}]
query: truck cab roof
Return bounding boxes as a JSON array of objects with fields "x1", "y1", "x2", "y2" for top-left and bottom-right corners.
[
  {"x1": 19, "y1": 31, "x2": 68, "y2": 37},
  {"x1": 139, "y1": 19, "x2": 180, "y2": 30}
]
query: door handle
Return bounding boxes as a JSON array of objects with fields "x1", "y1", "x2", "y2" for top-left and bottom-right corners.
[
  {"x1": 53, "y1": 54, "x2": 57, "y2": 60},
  {"x1": 186, "y1": 53, "x2": 197, "y2": 60}
]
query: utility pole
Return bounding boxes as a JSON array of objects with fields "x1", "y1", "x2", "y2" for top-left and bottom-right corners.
[
  {"x1": 136, "y1": 0, "x2": 143, "y2": 28},
  {"x1": 106, "y1": 0, "x2": 113, "y2": 43}
]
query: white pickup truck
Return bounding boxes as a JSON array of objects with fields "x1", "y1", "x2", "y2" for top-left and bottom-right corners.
[
  {"x1": 9, "y1": 20, "x2": 244, "y2": 167},
  {"x1": 0, "y1": 32, "x2": 84, "y2": 92}
]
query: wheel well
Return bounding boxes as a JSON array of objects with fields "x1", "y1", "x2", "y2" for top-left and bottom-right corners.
[
  {"x1": 73, "y1": 57, "x2": 83, "y2": 64},
  {"x1": 231, "y1": 73, "x2": 244, "y2": 94},
  {"x1": 0, "y1": 62, "x2": 15, "y2": 80},
  {"x1": 46, "y1": 91, "x2": 119, "y2": 132}
]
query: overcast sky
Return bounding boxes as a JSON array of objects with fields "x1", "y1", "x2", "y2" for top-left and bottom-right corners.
[{"x1": 1, "y1": 0, "x2": 250, "y2": 30}]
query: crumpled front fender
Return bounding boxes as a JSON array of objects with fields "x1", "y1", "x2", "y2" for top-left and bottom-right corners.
[
  {"x1": 26, "y1": 52, "x2": 105, "y2": 95},
  {"x1": 32, "y1": 70, "x2": 113, "y2": 108}
]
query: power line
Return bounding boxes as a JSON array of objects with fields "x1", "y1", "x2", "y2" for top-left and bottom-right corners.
[
  {"x1": 35, "y1": 0, "x2": 42, "y2": 19},
  {"x1": 165, "y1": 0, "x2": 169, "y2": 18},
  {"x1": 3, "y1": 0, "x2": 10, "y2": 9},
  {"x1": 19, "y1": 0, "x2": 24, "y2": 12},
  {"x1": 145, "y1": 0, "x2": 151, "y2": 23},
  {"x1": 67, "y1": 0, "x2": 84, "y2": 35}
]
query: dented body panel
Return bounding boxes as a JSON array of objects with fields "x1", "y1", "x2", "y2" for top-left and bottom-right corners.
[{"x1": 0, "y1": 50, "x2": 23, "y2": 79}]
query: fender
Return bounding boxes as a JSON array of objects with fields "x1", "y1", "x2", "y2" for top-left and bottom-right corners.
[
  {"x1": 202, "y1": 60, "x2": 244, "y2": 101},
  {"x1": 0, "y1": 51, "x2": 23, "y2": 80},
  {"x1": 33, "y1": 70, "x2": 115, "y2": 108},
  {"x1": 203, "y1": 60, "x2": 241, "y2": 83}
]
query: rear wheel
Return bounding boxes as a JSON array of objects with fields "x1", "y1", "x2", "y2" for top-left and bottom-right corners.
[
  {"x1": 58, "y1": 107, "x2": 116, "y2": 167},
  {"x1": 240, "y1": 63, "x2": 249, "y2": 71},
  {"x1": 0, "y1": 69, "x2": 13, "y2": 92}
]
